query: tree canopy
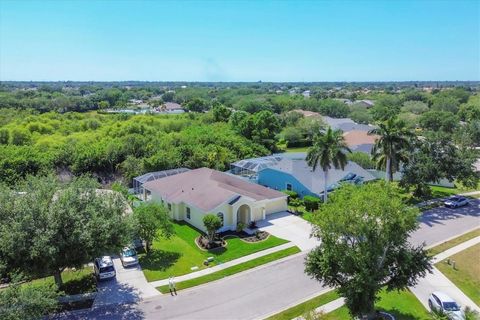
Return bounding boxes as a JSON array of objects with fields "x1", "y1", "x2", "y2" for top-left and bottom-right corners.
[{"x1": 305, "y1": 182, "x2": 431, "y2": 319}]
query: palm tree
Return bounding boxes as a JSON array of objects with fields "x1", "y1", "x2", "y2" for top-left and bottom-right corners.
[
  {"x1": 368, "y1": 118, "x2": 414, "y2": 182},
  {"x1": 306, "y1": 127, "x2": 351, "y2": 203}
]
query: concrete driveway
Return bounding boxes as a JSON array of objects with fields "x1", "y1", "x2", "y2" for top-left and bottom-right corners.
[
  {"x1": 93, "y1": 257, "x2": 159, "y2": 308},
  {"x1": 257, "y1": 211, "x2": 320, "y2": 251}
]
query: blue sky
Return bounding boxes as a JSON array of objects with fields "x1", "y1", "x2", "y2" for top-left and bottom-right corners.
[{"x1": 0, "y1": 0, "x2": 478, "y2": 81}]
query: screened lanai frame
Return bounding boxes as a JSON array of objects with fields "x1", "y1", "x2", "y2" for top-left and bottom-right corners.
[
  {"x1": 229, "y1": 155, "x2": 283, "y2": 177},
  {"x1": 133, "y1": 168, "x2": 190, "y2": 195}
]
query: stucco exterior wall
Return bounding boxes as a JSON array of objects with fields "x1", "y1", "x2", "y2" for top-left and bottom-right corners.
[
  {"x1": 258, "y1": 168, "x2": 319, "y2": 198},
  {"x1": 264, "y1": 197, "x2": 288, "y2": 215}
]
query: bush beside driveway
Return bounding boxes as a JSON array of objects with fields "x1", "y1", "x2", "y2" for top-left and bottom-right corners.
[{"x1": 139, "y1": 222, "x2": 289, "y2": 282}]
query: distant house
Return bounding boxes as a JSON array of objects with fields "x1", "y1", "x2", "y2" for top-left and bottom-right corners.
[
  {"x1": 353, "y1": 100, "x2": 375, "y2": 108},
  {"x1": 290, "y1": 109, "x2": 322, "y2": 118},
  {"x1": 258, "y1": 159, "x2": 376, "y2": 199},
  {"x1": 343, "y1": 130, "x2": 379, "y2": 154},
  {"x1": 129, "y1": 99, "x2": 144, "y2": 105},
  {"x1": 302, "y1": 90, "x2": 311, "y2": 98},
  {"x1": 142, "y1": 168, "x2": 288, "y2": 232},
  {"x1": 154, "y1": 102, "x2": 185, "y2": 114}
]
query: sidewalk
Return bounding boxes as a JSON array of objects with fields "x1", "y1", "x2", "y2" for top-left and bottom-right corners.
[
  {"x1": 409, "y1": 236, "x2": 480, "y2": 312},
  {"x1": 292, "y1": 298, "x2": 345, "y2": 320},
  {"x1": 150, "y1": 242, "x2": 296, "y2": 287}
]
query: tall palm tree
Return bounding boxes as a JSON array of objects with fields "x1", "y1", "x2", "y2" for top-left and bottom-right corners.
[
  {"x1": 368, "y1": 118, "x2": 414, "y2": 182},
  {"x1": 306, "y1": 127, "x2": 351, "y2": 203}
]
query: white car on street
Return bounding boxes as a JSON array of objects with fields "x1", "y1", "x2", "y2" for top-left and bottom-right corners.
[
  {"x1": 444, "y1": 196, "x2": 469, "y2": 209},
  {"x1": 428, "y1": 292, "x2": 464, "y2": 320}
]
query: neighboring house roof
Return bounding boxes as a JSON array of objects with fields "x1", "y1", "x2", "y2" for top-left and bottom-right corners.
[
  {"x1": 322, "y1": 116, "x2": 374, "y2": 132},
  {"x1": 163, "y1": 102, "x2": 183, "y2": 110},
  {"x1": 263, "y1": 159, "x2": 377, "y2": 195},
  {"x1": 343, "y1": 130, "x2": 378, "y2": 146},
  {"x1": 143, "y1": 168, "x2": 286, "y2": 211},
  {"x1": 290, "y1": 109, "x2": 321, "y2": 117}
]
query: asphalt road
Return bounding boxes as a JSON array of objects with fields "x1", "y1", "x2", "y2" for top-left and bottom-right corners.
[{"x1": 51, "y1": 199, "x2": 480, "y2": 320}]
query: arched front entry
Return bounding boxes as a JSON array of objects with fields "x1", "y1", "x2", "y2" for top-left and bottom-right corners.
[{"x1": 236, "y1": 204, "x2": 251, "y2": 225}]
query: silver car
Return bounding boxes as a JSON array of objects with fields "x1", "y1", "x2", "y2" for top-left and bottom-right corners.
[
  {"x1": 94, "y1": 256, "x2": 116, "y2": 280},
  {"x1": 428, "y1": 292, "x2": 464, "y2": 320},
  {"x1": 120, "y1": 247, "x2": 138, "y2": 267},
  {"x1": 444, "y1": 196, "x2": 469, "y2": 209}
]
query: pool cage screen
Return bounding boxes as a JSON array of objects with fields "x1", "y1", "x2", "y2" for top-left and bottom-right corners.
[{"x1": 133, "y1": 168, "x2": 190, "y2": 195}]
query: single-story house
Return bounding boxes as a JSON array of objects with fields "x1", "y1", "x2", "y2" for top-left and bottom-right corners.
[
  {"x1": 343, "y1": 130, "x2": 379, "y2": 154},
  {"x1": 142, "y1": 168, "x2": 288, "y2": 232},
  {"x1": 258, "y1": 159, "x2": 377, "y2": 199}
]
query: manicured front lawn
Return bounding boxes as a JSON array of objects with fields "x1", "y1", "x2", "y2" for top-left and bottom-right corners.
[
  {"x1": 280, "y1": 289, "x2": 428, "y2": 320},
  {"x1": 25, "y1": 267, "x2": 96, "y2": 295},
  {"x1": 428, "y1": 228, "x2": 480, "y2": 256},
  {"x1": 140, "y1": 222, "x2": 289, "y2": 282},
  {"x1": 436, "y1": 244, "x2": 480, "y2": 305},
  {"x1": 157, "y1": 246, "x2": 300, "y2": 293},
  {"x1": 265, "y1": 290, "x2": 340, "y2": 320}
]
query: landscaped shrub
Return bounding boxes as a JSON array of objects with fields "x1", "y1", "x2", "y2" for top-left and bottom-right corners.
[
  {"x1": 282, "y1": 190, "x2": 298, "y2": 203},
  {"x1": 303, "y1": 195, "x2": 321, "y2": 212},
  {"x1": 236, "y1": 222, "x2": 246, "y2": 233}
]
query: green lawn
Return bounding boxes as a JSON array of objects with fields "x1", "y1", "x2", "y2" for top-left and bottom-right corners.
[
  {"x1": 324, "y1": 289, "x2": 429, "y2": 320},
  {"x1": 265, "y1": 290, "x2": 340, "y2": 320},
  {"x1": 140, "y1": 222, "x2": 289, "y2": 282},
  {"x1": 285, "y1": 146, "x2": 309, "y2": 153},
  {"x1": 26, "y1": 267, "x2": 96, "y2": 296},
  {"x1": 436, "y1": 244, "x2": 480, "y2": 306},
  {"x1": 428, "y1": 228, "x2": 480, "y2": 256},
  {"x1": 157, "y1": 246, "x2": 300, "y2": 293}
]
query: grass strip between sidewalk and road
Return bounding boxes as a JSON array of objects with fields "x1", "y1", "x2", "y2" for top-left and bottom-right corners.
[
  {"x1": 435, "y1": 243, "x2": 480, "y2": 306},
  {"x1": 156, "y1": 246, "x2": 301, "y2": 293},
  {"x1": 427, "y1": 228, "x2": 480, "y2": 256},
  {"x1": 265, "y1": 290, "x2": 340, "y2": 320}
]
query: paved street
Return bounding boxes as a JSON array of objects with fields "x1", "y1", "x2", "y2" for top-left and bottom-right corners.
[{"x1": 52, "y1": 201, "x2": 480, "y2": 320}]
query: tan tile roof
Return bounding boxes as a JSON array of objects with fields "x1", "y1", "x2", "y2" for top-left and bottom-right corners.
[
  {"x1": 143, "y1": 168, "x2": 286, "y2": 211},
  {"x1": 343, "y1": 130, "x2": 378, "y2": 147}
]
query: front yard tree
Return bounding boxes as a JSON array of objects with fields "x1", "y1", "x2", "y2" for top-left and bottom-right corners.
[
  {"x1": 0, "y1": 282, "x2": 59, "y2": 320},
  {"x1": 133, "y1": 202, "x2": 174, "y2": 253},
  {"x1": 0, "y1": 175, "x2": 133, "y2": 288},
  {"x1": 203, "y1": 214, "x2": 222, "y2": 244},
  {"x1": 306, "y1": 127, "x2": 351, "y2": 203},
  {"x1": 305, "y1": 182, "x2": 431, "y2": 319}
]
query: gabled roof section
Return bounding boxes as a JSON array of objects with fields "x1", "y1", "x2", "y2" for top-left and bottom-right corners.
[{"x1": 143, "y1": 168, "x2": 286, "y2": 211}]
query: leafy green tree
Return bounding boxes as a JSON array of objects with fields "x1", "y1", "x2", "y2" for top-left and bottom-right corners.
[
  {"x1": 0, "y1": 282, "x2": 59, "y2": 320},
  {"x1": 306, "y1": 127, "x2": 351, "y2": 203},
  {"x1": 133, "y1": 202, "x2": 174, "y2": 253},
  {"x1": 305, "y1": 182, "x2": 431, "y2": 319},
  {"x1": 97, "y1": 100, "x2": 110, "y2": 109},
  {"x1": 0, "y1": 129, "x2": 9, "y2": 145},
  {"x1": 369, "y1": 118, "x2": 414, "y2": 181},
  {"x1": 401, "y1": 132, "x2": 479, "y2": 196},
  {"x1": 369, "y1": 95, "x2": 403, "y2": 121},
  {"x1": 401, "y1": 101, "x2": 429, "y2": 114},
  {"x1": 9, "y1": 128, "x2": 31, "y2": 146},
  {"x1": 203, "y1": 214, "x2": 222, "y2": 244},
  {"x1": 212, "y1": 104, "x2": 232, "y2": 122},
  {"x1": 458, "y1": 95, "x2": 480, "y2": 122},
  {"x1": 349, "y1": 108, "x2": 373, "y2": 124},
  {"x1": 347, "y1": 151, "x2": 375, "y2": 169},
  {"x1": 251, "y1": 110, "x2": 281, "y2": 151},
  {"x1": 419, "y1": 110, "x2": 458, "y2": 133},
  {"x1": 431, "y1": 96, "x2": 460, "y2": 113},
  {"x1": 186, "y1": 98, "x2": 209, "y2": 112},
  {"x1": 0, "y1": 175, "x2": 133, "y2": 287}
]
